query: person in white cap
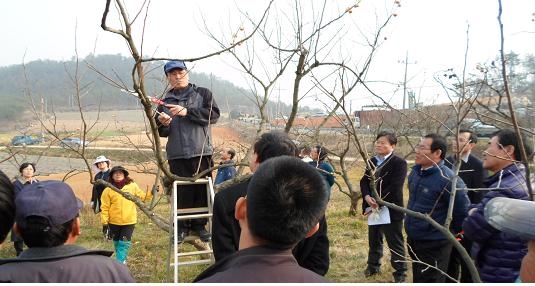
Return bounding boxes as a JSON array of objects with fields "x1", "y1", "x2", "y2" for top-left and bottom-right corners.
[{"x1": 90, "y1": 155, "x2": 111, "y2": 214}]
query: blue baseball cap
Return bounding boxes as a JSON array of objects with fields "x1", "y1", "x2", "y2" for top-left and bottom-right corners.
[
  {"x1": 15, "y1": 180, "x2": 83, "y2": 227},
  {"x1": 164, "y1": 60, "x2": 187, "y2": 74}
]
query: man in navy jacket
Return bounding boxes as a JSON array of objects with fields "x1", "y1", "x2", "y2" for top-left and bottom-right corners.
[
  {"x1": 463, "y1": 129, "x2": 532, "y2": 282},
  {"x1": 405, "y1": 134, "x2": 470, "y2": 283}
]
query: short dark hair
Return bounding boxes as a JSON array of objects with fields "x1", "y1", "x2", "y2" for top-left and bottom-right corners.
[
  {"x1": 19, "y1": 162, "x2": 36, "y2": 174},
  {"x1": 492, "y1": 129, "x2": 533, "y2": 161},
  {"x1": 253, "y1": 131, "x2": 298, "y2": 163},
  {"x1": 227, "y1": 148, "x2": 236, "y2": 160},
  {"x1": 246, "y1": 156, "x2": 328, "y2": 249},
  {"x1": 424, "y1": 133, "x2": 447, "y2": 160},
  {"x1": 313, "y1": 145, "x2": 329, "y2": 161},
  {"x1": 18, "y1": 216, "x2": 75, "y2": 247},
  {"x1": 459, "y1": 129, "x2": 478, "y2": 144},
  {"x1": 376, "y1": 131, "x2": 397, "y2": 145},
  {"x1": 0, "y1": 170, "x2": 15, "y2": 243}
]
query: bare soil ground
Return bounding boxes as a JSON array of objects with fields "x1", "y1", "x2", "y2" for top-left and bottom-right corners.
[{"x1": 33, "y1": 125, "x2": 244, "y2": 203}]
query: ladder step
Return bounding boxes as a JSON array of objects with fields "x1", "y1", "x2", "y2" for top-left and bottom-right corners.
[
  {"x1": 177, "y1": 250, "x2": 213, "y2": 257},
  {"x1": 171, "y1": 259, "x2": 213, "y2": 267},
  {"x1": 175, "y1": 179, "x2": 210, "y2": 185},
  {"x1": 177, "y1": 207, "x2": 210, "y2": 214},
  {"x1": 176, "y1": 213, "x2": 213, "y2": 220}
]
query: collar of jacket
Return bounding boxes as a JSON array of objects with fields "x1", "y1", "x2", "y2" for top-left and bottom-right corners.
[
  {"x1": 0, "y1": 245, "x2": 113, "y2": 264},
  {"x1": 483, "y1": 163, "x2": 525, "y2": 187},
  {"x1": 166, "y1": 84, "x2": 195, "y2": 100},
  {"x1": 412, "y1": 160, "x2": 444, "y2": 176},
  {"x1": 220, "y1": 159, "x2": 234, "y2": 165}
]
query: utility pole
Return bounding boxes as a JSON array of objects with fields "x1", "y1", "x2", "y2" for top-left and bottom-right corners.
[{"x1": 399, "y1": 51, "x2": 417, "y2": 110}]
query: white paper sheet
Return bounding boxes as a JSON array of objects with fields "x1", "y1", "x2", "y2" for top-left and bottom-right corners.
[{"x1": 367, "y1": 206, "x2": 391, "y2": 225}]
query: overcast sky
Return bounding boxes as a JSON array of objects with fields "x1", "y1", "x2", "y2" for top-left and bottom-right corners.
[{"x1": 1, "y1": 0, "x2": 534, "y2": 110}]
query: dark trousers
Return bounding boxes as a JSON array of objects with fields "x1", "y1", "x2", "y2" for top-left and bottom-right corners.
[
  {"x1": 446, "y1": 238, "x2": 475, "y2": 282},
  {"x1": 109, "y1": 224, "x2": 135, "y2": 241},
  {"x1": 367, "y1": 219, "x2": 407, "y2": 279},
  {"x1": 408, "y1": 238, "x2": 452, "y2": 283},
  {"x1": 169, "y1": 156, "x2": 213, "y2": 230}
]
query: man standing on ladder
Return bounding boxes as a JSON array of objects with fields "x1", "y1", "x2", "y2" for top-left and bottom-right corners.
[{"x1": 156, "y1": 60, "x2": 220, "y2": 243}]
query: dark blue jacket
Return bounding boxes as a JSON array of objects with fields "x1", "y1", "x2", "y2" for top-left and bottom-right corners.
[
  {"x1": 309, "y1": 160, "x2": 334, "y2": 200},
  {"x1": 405, "y1": 161, "x2": 470, "y2": 240},
  {"x1": 214, "y1": 160, "x2": 237, "y2": 185},
  {"x1": 156, "y1": 84, "x2": 220, "y2": 160},
  {"x1": 462, "y1": 163, "x2": 529, "y2": 283}
]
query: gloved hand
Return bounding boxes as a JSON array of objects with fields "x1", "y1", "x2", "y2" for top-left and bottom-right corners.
[{"x1": 102, "y1": 225, "x2": 111, "y2": 240}]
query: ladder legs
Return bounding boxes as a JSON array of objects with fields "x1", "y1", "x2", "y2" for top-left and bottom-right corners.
[{"x1": 170, "y1": 178, "x2": 215, "y2": 283}]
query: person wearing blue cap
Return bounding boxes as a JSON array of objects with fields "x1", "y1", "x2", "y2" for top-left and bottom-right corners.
[
  {"x1": 0, "y1": 180, "x2": 135, "y2": 282},
  {"x1": 155, "y1": 60, "x2": 220, "y2": 243}
]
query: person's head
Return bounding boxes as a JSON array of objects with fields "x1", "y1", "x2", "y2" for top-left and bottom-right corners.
[
  {"x1": 0, "y1": 170, "x2": 15, "y2": 244},
  {"x1": 249, "y1": 131, "x2": 298, "y2": 172},
  {"x1": 164, "y1": 60, "x2": 189, "y2": 90},
  {"x1": 299, "y1": 146, "x2": 311, "y2": 158},
  {"x1": 14, "y1": 180, "x2": 82, "y2": 247},
  {"x1": 220, "y1": 147, "x2": 236, "y2": 161},
  {"x1": 375, "y1": 131, "x2": 397, "y2": 157},
  {"x1": 108, "y1": 166, "x2": 133, "y2": 185},
  {"x1": 93, "y1": 155, "x2": 111, "y2": 171},
  {"x1": 19, "y1": 162, "x2": 36, "y2": 179},
  {"x1": 414, "y1": 133, "x2": 447, "y2": 168},
  {"x1": 451, "y1": 129, "x2": 477, "y2": 156},
  {"x1": 235, "y1": 156, "x2": 328, "y2": 249},
  {"x1": 310, "y1": 145, "x2": 328, "y2": 161},
  {"x1": 483, "y1": 129, "x2": 533, "y2": 173}
]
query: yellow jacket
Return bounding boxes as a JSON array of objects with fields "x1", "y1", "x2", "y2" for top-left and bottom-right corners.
[{"x1": 100, "y1": 182, "x2": 152, "y2": 225}]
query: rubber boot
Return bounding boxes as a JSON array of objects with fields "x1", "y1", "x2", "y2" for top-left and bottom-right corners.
[
  {"x1": 113, "y1": 240, "x2": 120, "y2": 261},
  {"x1": 116, "y1": 240, "x2": 132, "y2": 264}
]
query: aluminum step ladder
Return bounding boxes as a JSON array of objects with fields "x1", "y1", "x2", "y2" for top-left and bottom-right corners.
[{"x1": 170, "y1": 177, "x2": 215, "y2": 283}]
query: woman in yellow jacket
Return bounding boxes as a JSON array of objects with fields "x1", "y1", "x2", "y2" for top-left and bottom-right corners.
[{"x1": 100, "y1": 166, "x2": 152, "y2": 264}]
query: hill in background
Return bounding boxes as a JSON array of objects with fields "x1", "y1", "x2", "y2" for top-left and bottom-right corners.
[{"x1": 0, "y1": 54, "x2": 318, "y2": 130}]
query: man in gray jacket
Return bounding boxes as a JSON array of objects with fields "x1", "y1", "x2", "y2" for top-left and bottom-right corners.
[
  {"x1": 156, "y1": 60, "x2": 220, "y2": 243},
  {"x1": 0, "y1": 180, "x2": 134, "y2": 283}
]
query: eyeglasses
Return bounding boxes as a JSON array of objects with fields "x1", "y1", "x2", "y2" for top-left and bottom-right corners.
[{"x1": 414, "y1": 145, "x2": 432, "y2": 151}]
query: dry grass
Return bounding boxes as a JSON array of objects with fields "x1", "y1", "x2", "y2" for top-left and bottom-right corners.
[
  {"x1": 0, "y1": 168, "x2": 414, "y2": 283},
  {"x1": 0, "y1": 110, "x2": 416, "y2": 282}
]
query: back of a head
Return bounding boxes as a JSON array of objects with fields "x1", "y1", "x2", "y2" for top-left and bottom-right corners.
[
  {"x1": 15, "y1": 180, "x2": 82, "y2": 247},
  {"x1": 0, "y1": 170, "x2": 15, "y2": 243},
  {"x1": 253, "y1": 131, "x2": 298, "y2": 163},
  {"x1": 493, "y1": 129, "x2": 534, "y2": 162},
  {"x1": 246, "y1": 156, "x2": 328, "y2": 248}
]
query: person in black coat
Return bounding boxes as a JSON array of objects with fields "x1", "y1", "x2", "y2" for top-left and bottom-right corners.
[
  {"x1": 211, "y1": 131, "x2": 330, "y2": 276},
  {"x1": 11, "y1": 162, "x2": 38, "y2": 256},
  {"x1": 360, "y1": 131, "x2": 407, "y2": 283},
  {"x1": 90, "y1": 155, "x2": 111, "y2": 214},
  {"x1": 444, "y1": 129, "x2": 488, "y2": 283},
  {"x1": 195, "y1": 156, "x2": 329, "y2": 282}
]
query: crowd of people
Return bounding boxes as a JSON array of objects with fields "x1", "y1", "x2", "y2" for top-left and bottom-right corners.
[{"x1": 0, "y1": 60, "x2": 533, "y2": 283}]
